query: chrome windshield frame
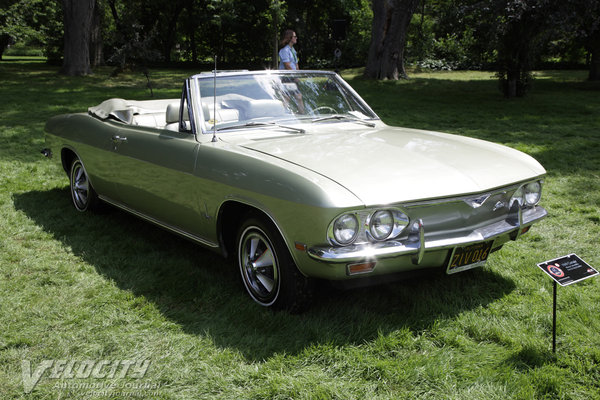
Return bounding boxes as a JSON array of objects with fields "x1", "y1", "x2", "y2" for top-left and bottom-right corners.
[{"x1": 187, "y1": 70, "x2": 381, "y2": 136}]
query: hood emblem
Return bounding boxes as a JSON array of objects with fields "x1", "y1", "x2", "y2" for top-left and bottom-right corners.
[{"x1": 464, "y1": 194, "x2": 491, "y2": 208}]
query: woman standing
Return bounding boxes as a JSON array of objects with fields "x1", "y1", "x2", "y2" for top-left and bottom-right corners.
[{"x1": 279, "y1": 29, "x2": 299, "y2": 70}]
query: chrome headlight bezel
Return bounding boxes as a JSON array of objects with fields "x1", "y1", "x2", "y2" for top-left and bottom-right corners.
[
  {"x1": 367, "y1": 209, "x2": 410, "y2": 242},
  {"x1": 523, "y1": 181, "x2": 542, "y2": 206},
  {"x1": 369, "y1": 210, "x2": 394, "y2": 241},
  {"x1": 328, "y1": 208, "x2": 410, "y2": 246},
  {"x1": 510, "y1": 180, "x2": 543, "y2": 208},
  {"x1": 330, "y1": 213, "x2": 359, "y2": 245}
]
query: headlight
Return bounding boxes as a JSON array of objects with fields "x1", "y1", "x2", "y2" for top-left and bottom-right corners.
[
  {"x1": 369, "y1": 210, "x2": 394, "y2": 240},
  {"x1": 332, "y1": 213, "x2": 359, "y2": 245},
  {"x1": 329, "y1": 208, "x2": 410, "y2": 246},
  {"x1": 511, "y1": 180, "x2": 542, "y2": 208},
  {"x1": 523, "y1": 181, "x2": 542, "y2": 206}
]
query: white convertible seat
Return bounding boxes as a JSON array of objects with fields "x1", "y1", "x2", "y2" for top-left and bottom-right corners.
[
  {"x1": 165, "y1": 102, "x2": 180, "y2": 124},
  {"x1": 132, "y1": 112, "x2": 166, "y2": 127},
  {"x1": 164, "y1": 102, "x2": 191, "y2": 131},
  {"x1": 203, "y1": 106, "x2": 240, "y2": 124},
  {"x1": 129, "y1": 98, "x2": 177, "y2": 127},
  {"x1": 89, "y1": 98, "x2": 179, "y2": 127},
  {"x1": 201, "y1": 98, "x2": 241, "y2": 124},
  {"x1": 245, "y1": 99, "x2": 286, "y2": 119},
  {"x1": 165, "y1": 102, "x2": 190, "y2": 123},
  {"x1": 220, "y1": 98, "x2": 286, "y2": 120}
]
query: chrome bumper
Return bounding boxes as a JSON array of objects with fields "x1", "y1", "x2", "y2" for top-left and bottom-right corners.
[{"x1": 307, "y1": 206, "x2": 547, "y2": 263}]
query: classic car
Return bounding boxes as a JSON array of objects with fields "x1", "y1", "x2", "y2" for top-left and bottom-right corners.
[{"x1": 43, "y1": 70, "x2": 547, "y2": 312}]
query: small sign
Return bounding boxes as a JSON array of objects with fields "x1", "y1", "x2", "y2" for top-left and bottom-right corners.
[{"x1": 537, "y1": 254, "x2": 598, "y2": 286}]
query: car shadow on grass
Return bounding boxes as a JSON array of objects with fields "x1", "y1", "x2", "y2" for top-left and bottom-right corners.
[{"x1": 14, "y1": 188, "x2": 517, "y2": 362}]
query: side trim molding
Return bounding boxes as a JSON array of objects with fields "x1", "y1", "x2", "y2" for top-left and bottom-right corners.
[{"x1": 98, "y1": 195, "x2": 220, "y2": 249}]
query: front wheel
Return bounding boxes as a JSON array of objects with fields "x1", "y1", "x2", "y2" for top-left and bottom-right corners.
[{"x1": 236, "y1": 215, "x2": 313, "y2": 312}]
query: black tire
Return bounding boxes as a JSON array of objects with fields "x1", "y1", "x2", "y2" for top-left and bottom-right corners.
[
  {"x1": 69, "y1": 158, "x2": 100, "y2": 212},
  {"x1": 236, "y1": 214, "x2": 313, "y2": 313}
]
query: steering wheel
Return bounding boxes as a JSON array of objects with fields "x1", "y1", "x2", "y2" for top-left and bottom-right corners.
[{"x1": 312, "y1": 106, "x2": 338, "y2": 115}]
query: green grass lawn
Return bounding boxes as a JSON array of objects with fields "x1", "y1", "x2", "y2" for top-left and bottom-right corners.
[{"x1": 1, "y1": 61, "x2": 599, "y2": 399}]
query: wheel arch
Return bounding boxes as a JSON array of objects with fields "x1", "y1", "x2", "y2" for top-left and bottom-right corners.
[
  {"x1": 217, "y1": 200, "x2": 287, "y2": 260},
  {"x1": 60, "y1": 147, "x2": 79, "y2": 175},
  {"x1": 220, "y1": 199, "x2": 314, "y2": 311}
]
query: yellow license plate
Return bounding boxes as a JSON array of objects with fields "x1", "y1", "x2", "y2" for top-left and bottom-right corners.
[{"x1": 447, "y1": 241, "x2": 493, "y2": 274}]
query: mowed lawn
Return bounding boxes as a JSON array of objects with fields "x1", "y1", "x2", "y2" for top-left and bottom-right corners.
[{"x1": 1, "y1": 59, "x2": 599, "y2": 399}]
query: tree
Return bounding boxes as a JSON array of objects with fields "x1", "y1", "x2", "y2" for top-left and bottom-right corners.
[
  {"x1": 89, "y1": 0, "x2": 104, "y2": 67},
  {"x1": 280, "y1": 0, "x2": 371, "y2": 69},
  {"x1": 589, "y1": 24, "x2": 600, "y2": 81},
  {"x1": 104, "y1": 0, "x2": 162, "y2": 70},
  {"x1": 0, "y1": 0, "x2": 19, "y2": 60},
  {"x1": 132, "y1": 0, "x2": 185, "y2": 63},
  {"x1": 69, "y1": 0, "x2": 372, "y2": 69},
  {"x1": 364, "y1": 0, "x2": 420, "y2": 80},
  {"x1": 270, "y1": 0, "x2": 285, "y2": 69},
  {"x1": 61, "y1": 0, "x2": 95, "y2": 75},
  {"x1": 405, "y1": 0, "x2": 497, "y2": 70},
  {"x1": 563, "y1": 0, "x2": 600, "y2": 80},
  {"x1": 447, "y1": 0, "x2": 559, "y2": 97},
  {"x1": 493, "y1": 0, "x2": 555, "y2": 97},
  {"x1": 0, "y1": 0, "x2": 49, "y2": 60}
]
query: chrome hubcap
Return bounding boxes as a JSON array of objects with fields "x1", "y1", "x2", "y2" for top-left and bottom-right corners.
[
  {"x1": 71, "y1": 163, "x2": 89, "y2": 209},
  {"x1": 240, "y1": 229, "x2": 278, "y2": 304}
]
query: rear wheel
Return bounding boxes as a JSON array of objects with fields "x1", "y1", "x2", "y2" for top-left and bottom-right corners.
[
  {"x1": 236, "y1": 215, "x2": 312, "y2": 312},
  {"x1": 69, "y1": 158, "x2": 100, "y2": 212}
]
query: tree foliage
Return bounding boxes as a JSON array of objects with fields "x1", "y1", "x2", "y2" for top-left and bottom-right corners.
[
  {"x1": 3, "y1": 0, "x2": 600, "y2": 88},
  {"x1": 407, "y1": 0, "x2": 598, "y2": 92},
  {"x1": 0, "y1": 0, "x2": 60, "y2": 60},
  {"x1": 558, "y1": 0, "x2": 600, "y2": 80},
  {"x1": 482, "y1": 0, "x2": 559, "y2": 97}
]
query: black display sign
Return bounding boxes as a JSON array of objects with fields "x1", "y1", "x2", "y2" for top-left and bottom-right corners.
[{"x1": 537, "y1": 254, "x2": 598, "y2": 286}]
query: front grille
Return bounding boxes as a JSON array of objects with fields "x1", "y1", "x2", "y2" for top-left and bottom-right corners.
[{"x1": 400, "y1": 188, "x2": 517, "y2": 241}]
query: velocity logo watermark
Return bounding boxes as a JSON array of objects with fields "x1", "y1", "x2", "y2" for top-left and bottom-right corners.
[{"x1": 21, "y1": 359, "x2": 151, "y2": 394}]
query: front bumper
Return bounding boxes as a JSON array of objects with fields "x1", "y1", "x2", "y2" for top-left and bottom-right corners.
[{"x1": 307, "y1": 205, "x2": 547, "y2": 264}]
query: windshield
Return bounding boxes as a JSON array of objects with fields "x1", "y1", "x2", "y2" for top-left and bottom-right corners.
[{"x1": 192, "y1": 71, "x2": 378, "y2": 133}]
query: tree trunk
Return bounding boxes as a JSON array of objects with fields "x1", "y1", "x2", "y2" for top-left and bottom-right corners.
[
  {"x1": 89, "y1": 0, "x2": 104, "y2": 67},
  {"x1": 61, "y1": 0, "x2": 95, "y2": 76},
  {"x1": 162, "y1": 3, "x2": 185, "y2": 63},
  {"x1": 506, "y1": 71, "x2": 518, "y2": 98},
  {"x1": 0, "y1": 34, "x2": 11, "y2": 61},
  {"x1": 364, "y1": 0, "x2": 419, "y2": 80},
  {"x1": 590, "y1": 51, "x2": 600, "y2": 81},
  {"x1": 184, "y1": 0, "x2": 198, "y2": 63},
  {"x1": 272, "y1": 2, "x2": 280, "y2": 69},
  {"x1": 589, "y1": 33, "x2": 600, "y2": 81}
]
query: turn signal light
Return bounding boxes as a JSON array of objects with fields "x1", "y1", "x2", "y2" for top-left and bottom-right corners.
[{"x1": 347, "y1": 261, "x2": 376, "y2": 276}]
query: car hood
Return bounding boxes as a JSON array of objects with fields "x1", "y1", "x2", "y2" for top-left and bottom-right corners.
[{"x1": 224, "y1": 124, "x2": 546, "y2": 205}]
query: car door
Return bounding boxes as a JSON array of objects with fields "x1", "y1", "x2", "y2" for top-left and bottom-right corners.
[{"x1": 108, "y1": 125, "x2": 210, "y2": 239}]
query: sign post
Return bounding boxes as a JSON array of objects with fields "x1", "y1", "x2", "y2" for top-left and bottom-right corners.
[
  {"x1": 552, "y1": 280, "x2": 557, "y2": 353},
  {"x1": 536, "y1": 254, "x2": 598, "y2": 353}
]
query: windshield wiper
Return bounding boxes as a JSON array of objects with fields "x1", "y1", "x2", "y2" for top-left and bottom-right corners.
[
  {"x1": 216, "y1": 121, "x2": 305, "y2": 133},
  {"x1": 311, "y1": 114, "x2": 376, "y2": 127}
]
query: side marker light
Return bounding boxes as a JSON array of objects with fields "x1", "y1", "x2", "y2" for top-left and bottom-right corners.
[{"x1": 347, "y1": 261, "x2": 376, "y2": 276}]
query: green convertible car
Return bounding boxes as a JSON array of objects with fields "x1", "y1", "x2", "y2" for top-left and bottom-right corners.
[{"x1": 43, "y1": 70, "x2": 547, "y2": 312}]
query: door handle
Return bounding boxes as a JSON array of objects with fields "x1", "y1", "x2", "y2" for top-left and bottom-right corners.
[{"x1": 112, "y1": 135, "x2": 128, "y2": 144}]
